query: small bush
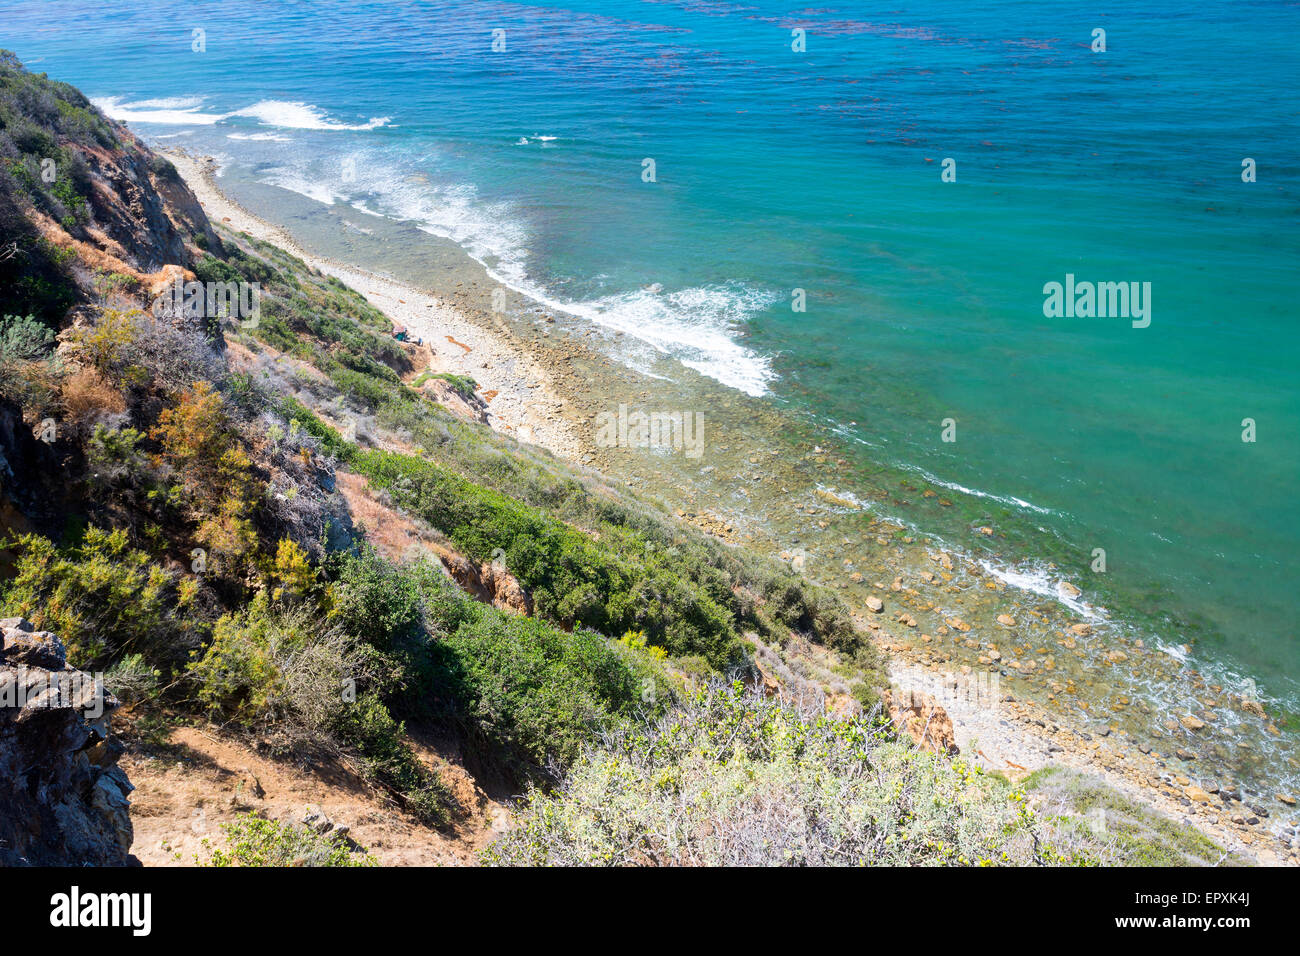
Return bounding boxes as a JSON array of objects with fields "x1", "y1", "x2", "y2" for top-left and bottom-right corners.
[
  {"x1": 0, "y1": 312, "x2": 53, "y2": 362},
  {"x1": 61, "y1": 365, "x2": 125, "y2": 430},
  {"x1": 205, "y1": 815, "x2": 376, "y2": 867},
  {"x1": 188, "y1": 595, "x2": 370, "y2": 727},
  {"x1": 436, "y1": 606, "x2": 642, "y2": 781},
  {"x1": 104, "y1": 652, "x2": 161, "y2": 704},
  {"x1": 0, "y1": 527, "x2": 196, "y2": 668},
  {"x1": 187, "y1": 591, "x2": 450, "y2": 825}
]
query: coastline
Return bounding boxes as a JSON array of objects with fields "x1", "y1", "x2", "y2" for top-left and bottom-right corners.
[
  {"x1": 163, "y1": 148, "x2": 1295, "y2": 866},
  {"x1": 164, "y1": 150, "x2": 581, "y2": 462}
]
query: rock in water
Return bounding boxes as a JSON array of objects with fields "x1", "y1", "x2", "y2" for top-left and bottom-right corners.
[{"x1": 0, "y1": 618, "x2": 137, "y2": 866}]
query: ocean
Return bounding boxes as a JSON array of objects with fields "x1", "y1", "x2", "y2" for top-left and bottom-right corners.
[{"x1": 5, "y1": 1, "x2": 1298, "y2": 738}]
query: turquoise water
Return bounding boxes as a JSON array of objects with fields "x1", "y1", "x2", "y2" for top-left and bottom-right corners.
[{"x1": 5, "y1": 1, "x2": 1298, "y2": 704}]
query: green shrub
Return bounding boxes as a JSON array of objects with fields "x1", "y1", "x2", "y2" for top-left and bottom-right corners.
[
  {"x1": 414, "y1": 371, "x2": 477, "y2": 398},
  {"x1": 0, "y1": 312, "x2": 53, "y2": 362},
  {"x1": 205, "y1": 814, "x2": 376, "y2": 867},
  {"x1": 1023, "y1": 766, "x2": 1245, "y2": 867},
  {"x1": 324, "y1": 551, "x2": 653, "y2": 785},
  {"x1": 188, "y1": 590, "x2": 450, "y2": 825},
  {"x1": 436, "y1": 607, "x2": 641, "y2": 781},
  {"x1": 332, "y1": 691, "x2": 451, "y2": 826},
  {"x1": 485, "y1": 681, "x2": 1059, "y2": 867},
  {"x1": 353, "y1": 448, "x2": 744, "y2": 669},
  {"x1": 104, "y1": 652, "x2": 162, "y2": 705},
  {"x1": 0, "y1": 312, "x2": 61, "y2": 408},
  {"x1": 327, "y1": 548, "x2": 427, "y2": 651},
  {"x1": 0, "y1": 527, "x2": 197, "y2": 668}
]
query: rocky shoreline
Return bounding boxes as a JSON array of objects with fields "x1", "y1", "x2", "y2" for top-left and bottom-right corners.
[
  {"x1": 162, "y1": 150, "x2": 1296, "y2": 867},
  {"x1": 163, "y1": 150, "x2": 582, "y2": 462}
]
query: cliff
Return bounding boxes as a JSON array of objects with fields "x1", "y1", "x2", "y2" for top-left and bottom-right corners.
[{"x1": 0, "y1": 618, "x2": 135, "y2": 865}]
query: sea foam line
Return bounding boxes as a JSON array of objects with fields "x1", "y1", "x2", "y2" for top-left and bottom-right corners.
[
  {"x1": 912, "y1": 466, "x2": 1056, "y2": 516},
  {"x1": 92, "y1": 96, "x2": 390, "y2": 131},
  {"x1": 269, "y1": 151, "x2": 777, "y2": 396}
]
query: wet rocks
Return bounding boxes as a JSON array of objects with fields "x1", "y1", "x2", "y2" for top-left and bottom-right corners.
[{"x1": 1240, "y1": 699, "x2": 1267, "y2": 719}]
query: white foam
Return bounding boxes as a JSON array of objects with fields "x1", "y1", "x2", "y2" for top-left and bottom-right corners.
[
  {"x1": 122, "y1": 96, "x2": 206, "y2": 110},
  {"x1": 332, "y1": 155, "x2": 777, "y2": 393},
  {"x1": 976, "y1": 558, "x2": 1106, "y2": 621},
  {"x1": 814, "y1": 484, "x2": 872, "y2": 511},
  {"x1": 259, "y1": 166, "x2": 342, "y2": 206},
  {"x1": 913, "y1": 467, "x2": 1055, "y2": 516},
  {"x1": 204, "y1": 135, "x2": 777, "y2": 395},
  {"x1": 539, "y1": 283, "x2": 777, "y2": 396},
  {"x1": 93, "y1": 95, "x2": 225, "y2": 125},
  {"x1": 92, "y1": 95, "x2": 389, "y2": 131},
  {"x1": 227, "y1": 132, "x2": 293, "y2": 143},
  {"x1": 231, "y1": 100, "x2": 390, "y2": 131}
]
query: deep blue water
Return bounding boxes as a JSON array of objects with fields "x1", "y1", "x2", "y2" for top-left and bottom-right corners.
[{"x1": 4, "y1": 0, "x2": 1298, "y2": 704}]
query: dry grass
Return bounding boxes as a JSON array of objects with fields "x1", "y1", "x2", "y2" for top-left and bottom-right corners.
[{"x1": 62, "y1": 365, "x2": 125, "y2": 428}]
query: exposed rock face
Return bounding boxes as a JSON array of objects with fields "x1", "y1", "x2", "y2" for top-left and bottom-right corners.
[
  {"x1": 0, "y1": 397, "x2": 62, "y2": 528},
  {"x1": 478, "y1": 561, "x2": 533, "y2": 616},
  {"x1": 0, "y1": 618, "x2": 136, "y2": 866},
  {"x1": 883, "y1": 688, "x2": 959, "y2": 756},
  {"x1": 437, "y1": 550, "x2": 533, "y2": 616},
  {"x1": 77, "y1": 136, "x2": 219, "y2": 273},
  {"x1": 421, "y1": 377, "x2": 489, "y2": 424}
]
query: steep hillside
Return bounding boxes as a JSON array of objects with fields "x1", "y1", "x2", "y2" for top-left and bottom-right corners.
[{"x1": 0, "y1": 52, "x2": 1240, "y2": 867}]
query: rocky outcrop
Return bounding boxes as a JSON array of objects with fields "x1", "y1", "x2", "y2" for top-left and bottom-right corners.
[
  {"x1": 883, "y1": 688, "x2": 959, "y2": 756},
  {"x1": 421, "y1": 377, "x2": 489, "y2": 424},
  {"x1": 75, "y1": 134, "x2": 221, "y2": 273},
  {"x1": 478, "y1": 560, "x2": 533, "y2": 616},
  {"x1": 0, "y1": 618, "x2": 136, "y2": 866},
  {"x1": 0, "y1": 396, "x2": 62, "y2": 523},
  {"x1": 437, "y1": 550, "x2": 533, "y2": 616}
]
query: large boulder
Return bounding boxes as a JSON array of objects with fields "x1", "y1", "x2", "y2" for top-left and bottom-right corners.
[
  {"x1": 882, "y1": 688, "x2": 959, "y2": 756},
  {"x1": 0, "y1": 618, "x2": 136, "y2": 866},
  {"x1": 420, "y1": 376, "x2": 489, "y2": 424}
]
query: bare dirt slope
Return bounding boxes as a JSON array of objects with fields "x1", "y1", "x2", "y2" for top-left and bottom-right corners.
[{"x1": 122, "y1": 718, "x2": 506, "y2": 866}]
